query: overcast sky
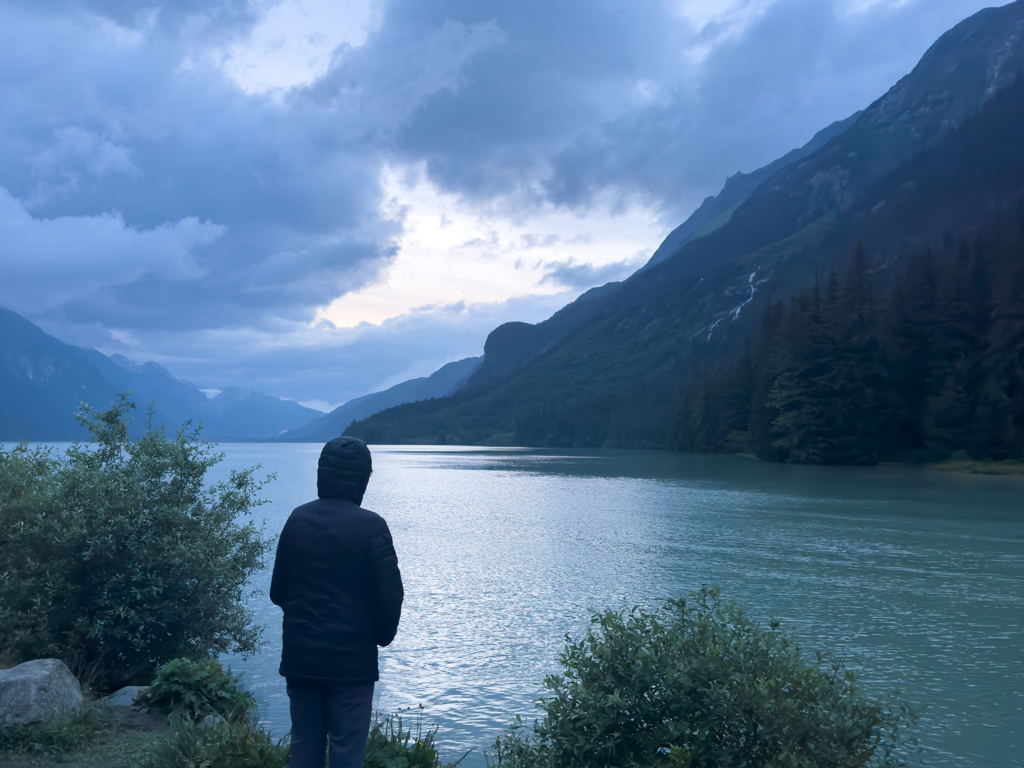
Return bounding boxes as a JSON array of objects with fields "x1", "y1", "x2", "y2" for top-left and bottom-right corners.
[{"x1": 0, "y1": 0, "x2": 998, "y2": 410}]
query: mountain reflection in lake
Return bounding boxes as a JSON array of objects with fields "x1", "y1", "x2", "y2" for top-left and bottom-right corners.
[{"x1": 214, "y1": 446, "x2": 1024, "y2": 768}]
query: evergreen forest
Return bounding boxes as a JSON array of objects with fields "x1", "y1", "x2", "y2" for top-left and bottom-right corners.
[{"x1": 514, "y1": 205, "x2": 1024, "y2": 465}]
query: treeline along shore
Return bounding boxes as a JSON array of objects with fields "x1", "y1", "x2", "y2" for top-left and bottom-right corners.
[{"x1": 522, "y1": 234, "x2": 1024, "y2": 467}]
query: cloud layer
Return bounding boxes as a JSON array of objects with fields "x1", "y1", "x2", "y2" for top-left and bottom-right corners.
[{"x1": 0, "y1": 0, "x2": 997, "y2": 406}]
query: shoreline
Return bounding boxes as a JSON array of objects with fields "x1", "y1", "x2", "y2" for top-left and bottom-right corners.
[
  {"x1": 9, "y1": 438, "x2": 1024, "y2": 476},
  {"x1": 926, "y1": 458, "x2": 1024, "y2": 475}
]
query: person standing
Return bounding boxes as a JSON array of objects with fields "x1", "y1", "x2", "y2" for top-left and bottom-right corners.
[{"x1": 270, "y1": 437, "x2": 404, "y2": 768}]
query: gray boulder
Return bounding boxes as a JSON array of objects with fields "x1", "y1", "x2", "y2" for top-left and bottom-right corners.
[
  {"x1": 201, "y1": 712, "x2": 226, "y2": 730},
  {"x1": 0, "y1": 659, "x2": 85, "y2": 726},
  {"x1": 103, "y1": 685, "x2": 149, "y2": 709}
]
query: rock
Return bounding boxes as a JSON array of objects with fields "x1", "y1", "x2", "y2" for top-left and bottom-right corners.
[
  {"x1": 0, "y1": 659, "x2": 85, "y2": 726},
  {"x1": 109, "y1": 707, "x2": 169, "y2": 733},
  {"x1": 103, "y1": 685, "x2": 149, "y2": 709},
  {"x1": 200, "y1": 712, "x2": 225, "y2": 730}
]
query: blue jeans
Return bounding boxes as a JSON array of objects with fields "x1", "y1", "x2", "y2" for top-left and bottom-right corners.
[{"x1": 286, "y1": 679, "x2": 374, "y2": 768}]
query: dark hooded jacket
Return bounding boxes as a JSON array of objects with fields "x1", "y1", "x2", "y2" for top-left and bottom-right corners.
[{"x1": 270, "y1": 438, "x2": 403, "y2": 683}]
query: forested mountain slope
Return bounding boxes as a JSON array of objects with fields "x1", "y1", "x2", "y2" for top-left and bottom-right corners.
[{"x1": 347, "y1": 1, "x2": 1024, "y2": 462}]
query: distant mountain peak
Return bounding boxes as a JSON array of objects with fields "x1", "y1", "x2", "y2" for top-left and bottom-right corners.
[
  {"x1": 215, "y1": 386, "x2": 255, "y2": 400},
  {"x1": 0, "y1": 308, "x2": 321, "y2": 441},
  {"x1": 769, "y1": 0, "x2": 1024, "y2": 207},
  {"x1": 867, "y1": 0, "x2": 1024, "y2": 133},
  {"x1": 107, "y1": 354, "x2": 140, "y2": 371},
  {"x1": 281, "y1": 356, "x2": 483, "y2": 442},
  {"x1": 103, "y1": 353, "x2": 181, "y2": 381}
]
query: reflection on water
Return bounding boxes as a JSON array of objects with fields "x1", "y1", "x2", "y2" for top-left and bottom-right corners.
[{"x1": 215, "y1": 446, "x2": 1024, "y2": 768}]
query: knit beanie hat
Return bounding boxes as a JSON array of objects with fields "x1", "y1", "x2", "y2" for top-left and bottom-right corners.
[{"x1": 317, "y1": 437, "x2": 372, "y2": 503}]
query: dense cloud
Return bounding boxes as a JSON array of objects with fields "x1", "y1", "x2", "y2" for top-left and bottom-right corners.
[
  {"x1": 542, "y1": 0, "x2": 991, "y2": 216},
  {"x1": 0, "y1": 1, "x2": 397, "y2": 332},
  {"x1": 0, "y1": 0, "x2": 997, "y2": 404},
  {"x1": 540, "y1": 257, "x2": 642, "y2": 290},
  {"x1": 386, "y1": 0, "x2": 996, "y2": 218}
]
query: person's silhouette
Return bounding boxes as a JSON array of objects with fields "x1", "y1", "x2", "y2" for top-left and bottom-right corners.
[{"x1": 270, "y1": 437, "x2": 404, "y2": 768}]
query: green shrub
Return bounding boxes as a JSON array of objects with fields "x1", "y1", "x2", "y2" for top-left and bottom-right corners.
[
  {"x1": 138, "y1": 658, "x2": 256, "y2": 723},
  {"x1": 142, "y1": 713, "x2": 289, "y2": 768},
  {"x1": 0, "y1": 395, "x2": 275, "y2": 691},
  {"x1": 488, "y1": 588, "x2": 918, "y2": 768},
  {"x1": 0, "y1": 705, "x2": 105, "y2": 755}
]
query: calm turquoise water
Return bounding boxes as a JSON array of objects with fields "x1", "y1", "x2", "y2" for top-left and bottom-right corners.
[{"x1": 209, "y1": 445, "x2": 1024, "y2": 767}]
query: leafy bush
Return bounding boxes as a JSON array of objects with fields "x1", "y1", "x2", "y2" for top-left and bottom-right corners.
[
  {"x1": 0, "y1": 704, "x2": 105, "y2": 755},
  {"x1": 488, "y1": 588, "x2": 918, "y2": 768},
  {"x1": 142, "y1": 713, "x2": 289, "y2": 768},
  {"x1": 138, "y1": 658, "x2": 256, "y2": 723},
  {"x1": 0, "y1": 395, "x2": 275, "y2": 691}
]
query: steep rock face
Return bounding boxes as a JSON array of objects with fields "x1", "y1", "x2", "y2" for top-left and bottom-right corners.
[
  {"x1": 860, "y1": 2, "x2": 1024, "y2": 136},
  {"x1": 346, "y1": 0, "x2": 1024, "y2": 447},
  {"x1": 468, "y1": 322, "x2": 553, "y2": 389},
  {"x1": 643, "y1": 111, "x2": 862, "y2": 271},
  {"x1": 721, "y1": 0, "x2": 1024, "y2": 245}
]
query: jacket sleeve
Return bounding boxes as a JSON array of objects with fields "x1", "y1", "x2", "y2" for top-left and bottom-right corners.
[
  {"x1": 269, "y1": 519, "x2": 292, "y2": 608},
  {"x1": 369, "y1": 520, "x2": 404, "y2": 647}
]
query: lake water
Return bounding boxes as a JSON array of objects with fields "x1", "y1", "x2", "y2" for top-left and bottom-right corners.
[{"x1": 210, "y1": 445, "x2": 1024, "y2": 768}]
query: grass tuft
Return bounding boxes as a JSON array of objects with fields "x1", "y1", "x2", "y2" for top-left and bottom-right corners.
[
  {"x1": 0, "y1": 706, "x2": 106, "y2": 755},
  {"x1": 141, "y1": 712, "x2": 289, "y2": 768}
]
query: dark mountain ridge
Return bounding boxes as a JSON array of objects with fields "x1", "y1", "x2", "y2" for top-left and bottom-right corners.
[
  {"x1": 346, "y1": 0, "x2": 1024, "y2": 459},
  {"x1": 465, "y1": 113, "x2": 863, "y2": 391},
  {"x1": 0, "y1": 309, "x2": 321, "y2": 441},
  {"x1": 279, "y1": 356, "x2": 482, "y2": 442},
  {"x1": 641, "y1": 111, "x2": 863, "y2": 272},
  {"x1": 206, "y1": 387, "x2": 325, "y2": 439}
]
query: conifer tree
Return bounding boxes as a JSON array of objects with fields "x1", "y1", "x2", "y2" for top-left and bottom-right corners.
[
  {"x1": 923, "y1": 240, "x2": 991, "y2": 454},
  {"x1": 765, "y1": 285, "x2": 842, "y2": 462},
  {"x1": 889, "y1": 250, "x2": 938, "y2": 453}
]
